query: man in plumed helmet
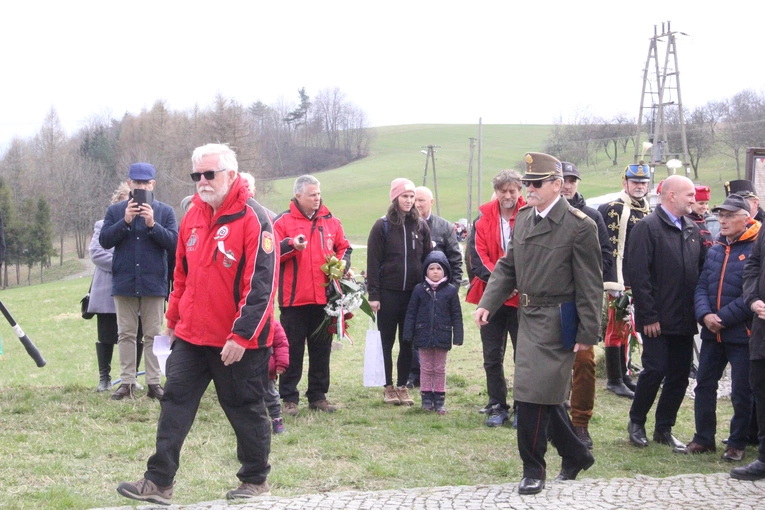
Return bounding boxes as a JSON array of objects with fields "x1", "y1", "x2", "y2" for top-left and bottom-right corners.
[
  {"x1": 726, "y1": 179, "x2": 765, "y2": 223},
  {"x1": 474, "y1": 152, "x2": 602, "y2": 495},
  {"x1": 597, "y1": 163, "x2": 652, "y2": 399}
]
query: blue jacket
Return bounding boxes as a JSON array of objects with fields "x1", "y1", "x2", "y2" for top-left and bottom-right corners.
[
  {"x1": 695, "y1": 221, "x2": 760, "y2": 344},
  {"x1": 403, "y1": 251, "x2": 463, "y2": 350},
  {"x1": 99, "y1": 194, "x2": 179, "y2": 297}
]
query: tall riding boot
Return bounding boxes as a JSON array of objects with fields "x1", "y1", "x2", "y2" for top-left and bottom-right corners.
[
  {"x1": 605, "y1": 346, "x2": 634, "y2": 398},
  {"x1": 620, "y1": 344, "x2": 637, "y2": 391},
  {"x1": 136, "y1": 340, "x2": 144, "y2": 372},
  {"x1": 96, "y1": 342, "x2": 113, "y2": 392}
]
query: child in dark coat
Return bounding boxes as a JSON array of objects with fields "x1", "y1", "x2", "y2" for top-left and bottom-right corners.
[{"x1": 403, "y1": 251, "x2": 463, "y2": 413}]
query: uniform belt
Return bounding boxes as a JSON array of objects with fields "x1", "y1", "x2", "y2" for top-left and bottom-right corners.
[{"x1": 519, "y1": 294, "x2": 574, "y2": 307}]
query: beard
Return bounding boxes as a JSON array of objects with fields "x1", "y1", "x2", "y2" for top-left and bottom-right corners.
[
  {"x1": 629, "y1": 189, "x2": 646, "y2": 199},
  {"x1": 197, "y1": 182, "x2": 228, "y2": 208},
  {"x1": 500, "y1": 198, "x2": 517, "y2": 210}
]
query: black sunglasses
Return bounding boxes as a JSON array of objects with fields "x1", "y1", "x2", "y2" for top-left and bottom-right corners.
[
  {"x1": 522, "y1": 178, "x2": 556, "y2": 189},
  {"x1": 190, "y1": 169, "x2": 226, "y2": 182}
]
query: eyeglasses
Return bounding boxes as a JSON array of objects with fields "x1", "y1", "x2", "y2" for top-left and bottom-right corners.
[
  {"x1": 190, "y1": 169, "x2": 226, "y2": 182},
  {"x1": 718, "y1": 212, "x2": 749, "y2": 220},
  {"x1": 522, "y1": 178, "x2": 556, "y2": 189}
]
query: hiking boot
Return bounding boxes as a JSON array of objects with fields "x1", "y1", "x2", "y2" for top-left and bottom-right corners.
[
  {"x1": 574, "y1": 426, "x2": 594, "y2": 450},
  {"x1": 147, "y1": 384, "x2": 164, "y2": 400},
  {"x1": 272, "y1": 417, "x2": 285, "y2": 434},
  {"x1": 308, "y1": 399, "x2": 337, "y2": 412},
  {"x1": 485, "y1": 406, "x2": 509, "y2": 427},
  {"x1": 283, "y1": 402, "x2": 299, "y2": 416},
  {"x1": 111, "y1": 383, "x2": 135, "y2": 400},
  {"x1": 117, "y1": 478, "x2": 173, "y2": 506},
  {"x1": 478, "y1": 403, "x2": 495, "y2": 414},
  {"x1": 384, "y1": 385, "x2": 401, "y2": 405},
  {"x1": 396, "y1": 386, "x2": 415, "y2": 406},
  {"x1": 226, "y1": 481, "x2": 271, "y2": 500}
]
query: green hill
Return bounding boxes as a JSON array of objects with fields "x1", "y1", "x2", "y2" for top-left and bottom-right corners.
[{"x1": 258, "y1": 124, "x2": 742, "y2": 243}]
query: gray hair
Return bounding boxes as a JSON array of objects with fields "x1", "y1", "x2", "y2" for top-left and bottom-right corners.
[
  {"x1": 191, "y1": 143, "x2": 238, "y2": 172},
  {"x1": 294, "y1": 175, "x2": 320, "y2": 196},
  {"x1": 492, "y1": 169, "x2": 523, "y2": 191}
]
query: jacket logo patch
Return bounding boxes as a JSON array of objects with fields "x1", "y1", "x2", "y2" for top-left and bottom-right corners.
[
  {"x1": 186, "y1": 232, "x2": 198, "y2": 252},
  {"x1": 214, "y1": 226, "x2": 229, "y2": 241},
  {"x1": 740, "y1": 254, "x2": 746, "y2": 261},
  {"x1": 262, "y1": 231, "x2": 274, "y2": 254}
]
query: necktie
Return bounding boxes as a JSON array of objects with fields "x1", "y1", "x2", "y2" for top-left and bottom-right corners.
[{"x1": 534, "y1": 214, "x2": 542, "y2": 225}]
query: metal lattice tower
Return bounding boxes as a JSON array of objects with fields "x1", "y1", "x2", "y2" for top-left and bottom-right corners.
[{"x1": 634, "y1": 21, "x2": 690, "y2": 175}]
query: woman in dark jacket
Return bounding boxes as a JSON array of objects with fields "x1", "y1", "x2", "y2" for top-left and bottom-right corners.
[
  {"x1": 367, "y1": 178, "x2": 432, "y2": 406},
  {"x1": 403, "y1": 251, "x2": 463, "y2": 413}
]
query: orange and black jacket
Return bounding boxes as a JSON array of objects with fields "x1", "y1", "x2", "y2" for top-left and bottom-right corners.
[{"x1": 695, "y1": 220, "x2": 760, "y2": 344}]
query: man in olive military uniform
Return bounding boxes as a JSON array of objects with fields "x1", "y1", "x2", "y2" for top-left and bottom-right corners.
[
  {"x1": 474, "y1": 152, "x2": 602, "y2": 495},
  {"x1": 597, "y1": 164, "x2": 652, "y2": 398}
]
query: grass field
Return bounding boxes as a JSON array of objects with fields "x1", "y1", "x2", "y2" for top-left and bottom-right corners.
[
  {"x1": 256, "y1": 123, "x2": 743, "y2": 243},
  {"x1": 0, "y1": 249, "x2": 745, "y2": 510},
  {"x1": 0, "y1": 124, "x2": 753, "y2": 509}
]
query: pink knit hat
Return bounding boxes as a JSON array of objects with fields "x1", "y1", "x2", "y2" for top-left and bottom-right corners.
[{"x1": 390, "y1": 178, "x2": 415, "y2": 202}]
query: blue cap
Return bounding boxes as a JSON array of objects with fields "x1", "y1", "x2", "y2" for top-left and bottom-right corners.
[
  {"x1": 128, "y1": 163, "x2": 156, "y2": 181},
  {"x1": 623, "y1": 164, "x2": 650, "y2": 182}
]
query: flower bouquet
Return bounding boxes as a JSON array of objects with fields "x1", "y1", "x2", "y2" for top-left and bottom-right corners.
[
  {"x1": 312, "y1": 255, "x2": 375, "y2": 344},
  {"x1": 608, "y1": 289, "x2": 641, "y2": 370}
]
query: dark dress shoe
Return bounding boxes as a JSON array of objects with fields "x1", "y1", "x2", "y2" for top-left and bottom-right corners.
[
  {"x1": 730, "y1": 459, "x2": 765, "y2": 480},
  {"x1": 147, "y1": 384, "x2": 164, "y2": 400},
  {"x1": 111, "y1": 383, "x2": 135, "y2": 400},
  {"x1": 722, "y1": 447, "x2": 745, "y2": 462},
  {"x1": 555, "y1": 452, "x2": 595, "y2": 481},
  {"x1": 518, "y1": 477, "x2": 545, "y2": 495},
  {"x1": 607, "y1": 380, "x2": 634, "y2": 399},
  {"x1": 686, "y1": 441, "x2": 716, "y2": 454},
  {"x1": 628, "y1": 420, "x2": 648, "y2": 447},
  {"x1": 653, "y1": 430, "x2": 688, "y2": 454}
]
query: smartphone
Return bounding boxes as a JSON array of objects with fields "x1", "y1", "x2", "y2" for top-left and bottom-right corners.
[{"x1": 133, "y1": 189, "x2": 153, "y2": 207}]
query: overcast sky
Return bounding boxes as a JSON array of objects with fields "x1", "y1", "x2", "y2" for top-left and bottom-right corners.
[{"x1": 2, "y1": 1, "x2": 762, "y2": 152}]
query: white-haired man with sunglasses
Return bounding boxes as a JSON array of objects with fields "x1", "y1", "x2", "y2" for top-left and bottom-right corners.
[
  {"x1": 474, "y1": 152, "x2": 602, "y2": 495},
  {"x1": 117, "y1": 143, "x2": 278, "y2": 505}
]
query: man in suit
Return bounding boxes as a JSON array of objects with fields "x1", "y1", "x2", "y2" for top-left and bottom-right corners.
[
  {"x1": 626, "y1": 175, "x2": 706, "y2": 454},
  {"x1": 474, "y1": 152, "x2": 602, "y2": 495}
]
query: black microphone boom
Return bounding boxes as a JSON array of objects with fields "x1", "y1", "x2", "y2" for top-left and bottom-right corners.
[{"x1": 0, "y1": 299, "x2": 46, "y2": 367}]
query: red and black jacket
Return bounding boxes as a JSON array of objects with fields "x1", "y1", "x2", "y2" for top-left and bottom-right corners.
[{"x1": 273, "y1": 200, "x2": 351, "y2": 308}]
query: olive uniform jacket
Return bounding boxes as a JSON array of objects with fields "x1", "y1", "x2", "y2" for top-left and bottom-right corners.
[{"x1": 478, "y1": 197, "x2": 603, "y2": 405}]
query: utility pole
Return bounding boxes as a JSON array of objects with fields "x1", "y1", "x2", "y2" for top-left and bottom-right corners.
[
  {"x1": 421, "y1": 145, "x2": 441, "y2": 216},
  {"x1": 467, "y1": 137, "x2": 476, "y2": 223},
  {"x1": 477, "y1": 118, "x2": 483, "y2": 205},
  {"x1": 634, "y1": 21, "x2": 690, "y2": 181}
]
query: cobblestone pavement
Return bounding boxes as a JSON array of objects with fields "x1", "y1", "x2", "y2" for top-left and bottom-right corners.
[{"x1": 96, "y1": 472, "x2": 765, "y2": 510}]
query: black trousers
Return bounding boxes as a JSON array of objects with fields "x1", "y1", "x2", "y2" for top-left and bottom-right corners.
[
  {"x1": 629, "y1": 333, "x2": 693, "y2": 431},
  {"x1": 751, "y1": 359, "x2": 765, "y2": 462},
  {"x1": 145, "y1": 339, "x2": 271, "y2": 487},
  {"x1": 480, "y1": 304, "x2": 518, "y2": 409},
  {"x1": 516, "y1": 401, "x2": 591, "y2": 479},
  {"x1": 279, "y1": 305, "x2": 332, "y2": 404},
  {"x1": 378, "y1": 288, "x2": 414, "y2": 387}
]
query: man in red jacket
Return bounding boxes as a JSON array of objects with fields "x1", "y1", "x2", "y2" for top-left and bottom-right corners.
[
  {"x1": 273, "y1": 175, "x2": 352, "y2": 416},
  {"x1": 117, "y1": 143, "x2": 278, "y2": 505},
  {"x1": 467, "y1": 169, "x2": 525, "y2": 427}
]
